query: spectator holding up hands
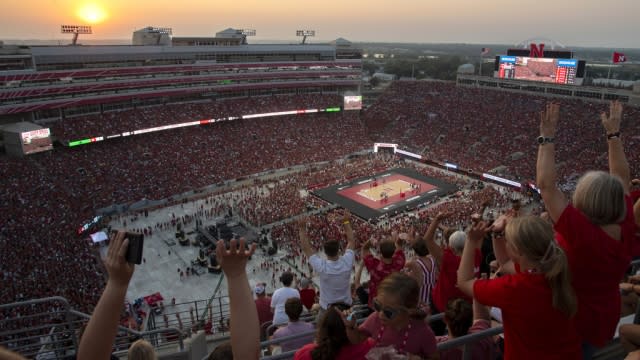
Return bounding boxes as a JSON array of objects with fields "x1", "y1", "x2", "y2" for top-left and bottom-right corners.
[
  {"x1": 425, "y1": 212, "x2": 480, "y2": 335},
  {"x1": 216, "y1": 238, "x2": 260, "y2": 360},
  {"x1": 404, "y1": 225, "x2": 437, "y2": 312},
  {"x1": 536, "y1": 102, "x2": 637, "y2": 356},
  {"x1": 77, "y1": 230, "x2": 139, "y2": 360},
  {"x1": 457, "y1": 217, "x2": 580, "y2": 360},
  {"x1": 299, "y1": 211, "x2": 356, "y2": 316},
  {"x1": 362, "y1": 230, "x2": 405, "y2": 309}
]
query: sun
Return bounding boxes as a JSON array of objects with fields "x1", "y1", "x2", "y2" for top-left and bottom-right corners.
[{"x1": 77, "y1": 3, "x2": 108, "y2": 24}]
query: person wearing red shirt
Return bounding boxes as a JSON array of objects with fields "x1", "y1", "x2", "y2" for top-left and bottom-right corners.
[
  {"x1": 424, "y1": 212, "x2": 481, "y2": 335},
  {"x1": 253, "y1": 283, "x2": 272, "y2": 340},
  {"x1": 458, "y1": 217, "x2": 581, "y2": 360},
  {"x1": 298, "y1": 278, "x2": 316, "y2": 312},
  {"x1": 362, "y1": 231, "x2": 405, "y2": 309},
  {"x1": 536, "y1": 102, "x2": 636, "y2": 355}
]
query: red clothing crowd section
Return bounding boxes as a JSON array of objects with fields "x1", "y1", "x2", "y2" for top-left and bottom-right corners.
[
  {"x1": 363, "y1": 81, "x2": 640, "y2": 182},
  {"x1": 1, "y1": 83, "x2": 638, "y2": 358}
]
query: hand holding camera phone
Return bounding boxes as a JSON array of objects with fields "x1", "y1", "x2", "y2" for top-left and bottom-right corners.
[{"x1": 124, "y1": 232, "x2": 144, "y2": 264}]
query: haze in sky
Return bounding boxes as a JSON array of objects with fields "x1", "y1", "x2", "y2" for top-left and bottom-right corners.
[{"x1": 2, "y1": 0, "x2": 639, "y2": 48}]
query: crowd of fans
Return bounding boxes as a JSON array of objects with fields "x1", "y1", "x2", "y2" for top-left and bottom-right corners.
[
  {"x1": 51, "y1": 94, "x2": 345, "y2": 141},
  {"x1": 364, "y1": 81, "x2": 640, "y2": 184},
  {"x1": 1, "y1": 83, "x2": 639, "y2": 359}
]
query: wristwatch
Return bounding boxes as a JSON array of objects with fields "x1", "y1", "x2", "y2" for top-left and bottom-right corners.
[{"x1": 537, "y1": 136, "x2": 554, "y2": 145}]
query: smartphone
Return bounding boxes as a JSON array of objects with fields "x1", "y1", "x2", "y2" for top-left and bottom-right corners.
[{"x1": 125, "y1": 232, "x2": 144, "y2": 264}]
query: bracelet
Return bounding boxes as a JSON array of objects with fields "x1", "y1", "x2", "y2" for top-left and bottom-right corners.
[{"x1": 607, "y1": 132, "x2": 621, "y2": 140}]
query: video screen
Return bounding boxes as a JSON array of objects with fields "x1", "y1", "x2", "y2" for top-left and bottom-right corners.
[
  {"x1": 21, "y1": 128, "x2": 53, "y2": 155},
  {"x1": 497, "y1": 56, "x2": 578, "y2": 85},
  {"x1": 344, "y1": 95, "x2": 363, "y2": 110}
]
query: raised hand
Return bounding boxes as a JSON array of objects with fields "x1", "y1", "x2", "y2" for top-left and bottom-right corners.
[
  {"x1": 435, "y1": 211, "x2": 452, "y2": 221},
  {"x1": 391, "y1": 230, "x2": 399, "y2": 243},
  {"x1": 342, "y1": 209, "x2": 352, "y2": 223},
  {"x1": 490, "y1": 214, "x2": 509, "y2": 233},
  {"x1": 539, "y1": 103, "x2": 560, "y2": 138},
  {"x1": 216, "y1": 238, "x2": 256, "y2": 279},
  {"x1": 601, "y1": 101, "x2": 623, "y2": 134},
  {"x1": 467, "y1": 221, "x2": 489, "y2": 244},
  {"x1": 105, "y1": 231, "x2": 135, "y2": 288},
  {"x1": 406, "y1": 225, "x2": 416, "y2": 244}
]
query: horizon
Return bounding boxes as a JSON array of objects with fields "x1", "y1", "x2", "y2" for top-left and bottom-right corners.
[
  {"x1": 3, "y1": 38, "x2": 639, "y2": 51},
  {"x1": 2, "y1": 0, "x2": 639, "y2": 48}
]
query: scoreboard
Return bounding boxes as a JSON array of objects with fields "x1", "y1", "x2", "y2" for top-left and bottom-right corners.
[{"x1": 497, "y1": 56, "x2": 579, "y2": 85}]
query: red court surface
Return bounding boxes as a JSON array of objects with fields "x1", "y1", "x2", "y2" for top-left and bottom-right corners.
[{"x1": 337, "y1": 174, "x2": 437, "y2": 210}]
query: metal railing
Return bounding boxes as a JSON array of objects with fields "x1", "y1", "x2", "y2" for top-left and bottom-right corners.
[
  {"x1": 0, "y1": 297, "x2": 185, "y2": 359},
  {"x1": 257, "y1": 312, "x2": 499, "y2": 360},
  {"x1": 143, "y1": 294, "x2": 232, "y2": 339}
]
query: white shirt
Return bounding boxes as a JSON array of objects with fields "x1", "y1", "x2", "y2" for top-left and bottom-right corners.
[
  {"x1": 270, "y1": 287, "x2": 300, "y2": 326},
  {"x1": 309, "y1": 249, "x2": 355, "y2": 309}
]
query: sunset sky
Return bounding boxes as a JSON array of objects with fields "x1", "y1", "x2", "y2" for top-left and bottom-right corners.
[{"x1": 2, "y1": 0, "x2": 639, "y2": 48}]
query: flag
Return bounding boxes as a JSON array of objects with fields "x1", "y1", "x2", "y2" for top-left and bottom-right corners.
[
  {"x1": 481, "y1": 47, "x2": 490, "y2": 56},
  {"x1": 613, "y1": 52, "x2": 627, "y2": 63}
]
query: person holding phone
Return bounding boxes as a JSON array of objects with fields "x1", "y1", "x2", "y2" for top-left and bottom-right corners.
[
  {"x1": 457, "y1": 217, "x2": 580, "y2": 359},
  {"x1": 77, "y1": 230, "x2": 138, "y2": 359}
]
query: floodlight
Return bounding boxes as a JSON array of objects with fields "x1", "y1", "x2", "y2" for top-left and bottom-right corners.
[
  {"x1": 149, "y1": 27, "x2": 173, "y2": 35},
  {"x1": 60, "y1": 25, "x2": 93, "y2": 45},
  {"x1": 238, "y1": 29, "x2": 256, "y2": 44},
  {"x1": 296, "y1": 30, "x2": 316, "y2": 44}
]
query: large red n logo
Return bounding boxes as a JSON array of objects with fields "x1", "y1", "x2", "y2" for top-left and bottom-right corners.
[{"x1": 529, "y1": 43, "x2": 545, "y2": 58}]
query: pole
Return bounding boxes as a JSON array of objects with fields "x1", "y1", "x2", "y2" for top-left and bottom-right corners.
[{"x1": 479, "y1": 54, "x2": 483, "y2": 76}]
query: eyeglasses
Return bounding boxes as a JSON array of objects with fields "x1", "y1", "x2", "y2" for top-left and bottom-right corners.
[{"x1": 373, "y1": 299, "x2": 405, "y2": 320}]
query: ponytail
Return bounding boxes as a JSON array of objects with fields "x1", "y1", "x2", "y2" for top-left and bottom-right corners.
[
  {"x1": 505, "y1": 216, "x2": 577, "y2": 317},
  {"x1": 539, "y1": 242, "x2": 577, "y2": 317}
]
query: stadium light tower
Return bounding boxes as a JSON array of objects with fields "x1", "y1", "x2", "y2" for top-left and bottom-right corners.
[
  {"x1": 240, "y1": 29, "x2": 256, "y2": 45},
  {"x1": 61, "y1": 25, "x2": 93, "y2": 46},
  {"x1": 296, "y1": 30, "x2": 316, "y2": 45}
]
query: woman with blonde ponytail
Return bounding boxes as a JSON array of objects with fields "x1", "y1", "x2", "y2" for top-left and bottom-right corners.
[{"x1": 457, "y1": 216, "x2": 581, "y2": 360}]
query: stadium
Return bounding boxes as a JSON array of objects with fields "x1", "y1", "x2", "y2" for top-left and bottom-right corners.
[{"x1": 1, "y1": 25, "x2": 640, "y2": 360}]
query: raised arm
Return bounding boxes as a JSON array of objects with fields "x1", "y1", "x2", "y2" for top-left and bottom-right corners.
[
  {"x1": 457, "y1": 221, "x2": 488, "y2": 297},
  {"x1": 78, "y1": 231, "x2": 135, "y2": 360},
  {"x1": 536, "y1": 103, "x2": 568, "y2": 222},
  {"x1": 298, "y1": 218, "x2": 314, "y2": 258},
  {"x1": 216, "y1": 238, "x2": 260, "y2": 360},
  {"x1": 489, "y1": 215, "x2": 515, "y2": 275},
  {"x1": 354, "y1": 260, "x2": 365, "y2": 290},
  {"x1": 602, "y1": 101, "x2": 631, "y2": 194},
  {"x1": 473, "y1": 298, "x2": 491, "y2": 322},
  {"x1": 342, "y1": 210, "x2": 356, "y2": 251},
  {"x1": 423, "y1": 212, "x2": 447, "y2": 265},
  {"x1": 361, "y1": 239, "x2": 372, "y2": 259}
]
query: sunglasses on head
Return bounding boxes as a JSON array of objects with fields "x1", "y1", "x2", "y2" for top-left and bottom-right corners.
[{"x1": 373, "y1": 299, "x2": 404, "y2": 320}]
